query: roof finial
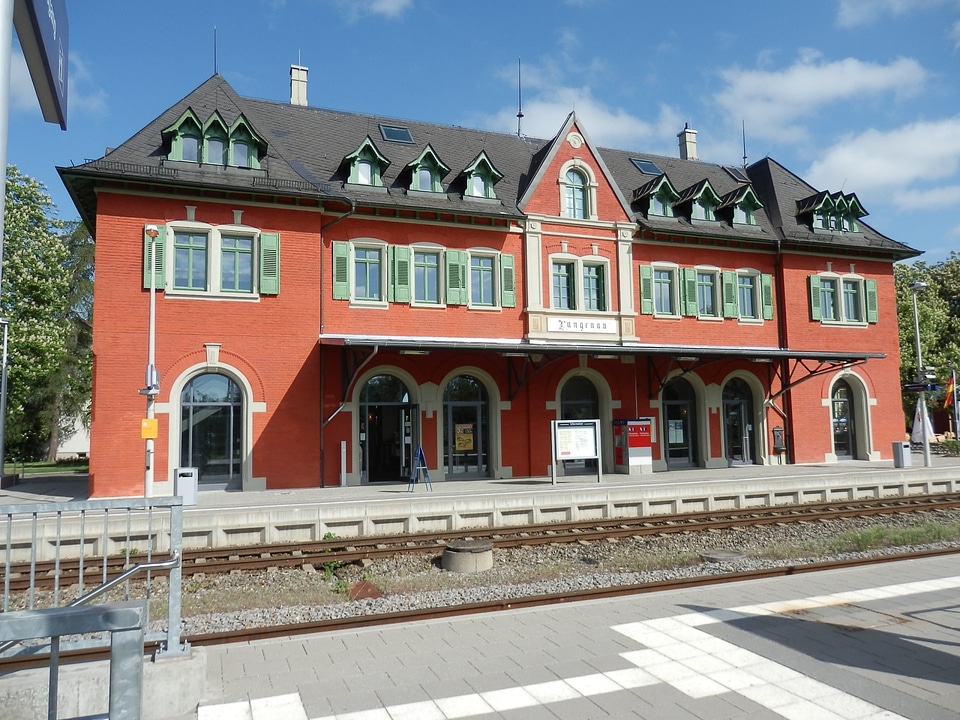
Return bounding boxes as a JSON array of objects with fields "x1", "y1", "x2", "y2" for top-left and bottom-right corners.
[
  {"x1": 516, "y1": 58, "x2": 524, "y2": 137},
  {"x1": 213, "y1": 26, "x2": 218, "y2": 74}
]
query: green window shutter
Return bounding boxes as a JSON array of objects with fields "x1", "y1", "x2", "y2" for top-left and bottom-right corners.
[
  {"x1": 682, "y1": 268, "x2": 697, "y2": 316},
  {"x1": 389, "y1": 245, "x2": 411, "y2": 303},
  {"x1": 332, "y1": 241, "x2": 350, "y2": 300},
  {"x1": 761, "y1": 273, "x2": 774, "y2": 320},
  {"x1": 142, "y1": 225, "x2": 166, "y2": 290},
  {"x1": 500, "y1": 254, "x2": 516, "y2": 308},
  {"x1": 808, "y1": 275, "x2": 822, "y2": 321},
  {"x1": 865, "y1": 279, "x2": 878, "y2": 323},
  {"x1": 258, "y1": 232, "x2": 280, "y2": 295},
  {"x1": 446, "y1": 250, "x2": 467, "y2": 305},
  {"x1": 639, "y1": 265, "x2": 653, "y2": 315},
  {"x1": 722, "y1": 271, "x2": 738, "y2": 318}
]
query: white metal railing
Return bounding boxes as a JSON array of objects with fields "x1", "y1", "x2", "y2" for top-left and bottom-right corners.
[{"x1": 1, "y1": 497, "x2": 186, "y2": 658}]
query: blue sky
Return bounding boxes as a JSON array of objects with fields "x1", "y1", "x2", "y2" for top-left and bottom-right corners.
[{"x1": 9, "y1": 0, "x2": 960, "y2": 262}]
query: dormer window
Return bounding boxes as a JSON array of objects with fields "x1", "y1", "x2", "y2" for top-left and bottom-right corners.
[
  {"x1": 719, "y1": 185, "x2": 763, "y2": 226},
  {"x1": 635, "y1": 174, "x2": 679, "y2": 218},
  {"x1": 650, "y1": 193, "x2": 673, "y2": 217},
  {"x1": 164, "y1": 110, "x2": 265, "y2": 169},
  {"x1": 407, "y1": 145, "x2": 450, "y2": 193},
  {"x1": 678, "y1": 180, "x2": 722, "y2": 223},
  {"x1": 344, "y1": 137, "x2": 389, "y2": 187},
  {"x1": 798, "y1": 191, "x2": 865, "y2": 234},
  {"x1": 461, "y1": 151, "x2": 503, "y2": 200}
]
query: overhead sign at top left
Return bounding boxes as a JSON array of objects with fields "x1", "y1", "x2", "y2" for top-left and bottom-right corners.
[{"x1": 14, "y1": 0, "x2": 68, "y2": 130}]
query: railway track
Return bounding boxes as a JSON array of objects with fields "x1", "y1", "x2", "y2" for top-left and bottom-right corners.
[
  {"x1": 5, "y1": 492, "x2": 960, "y2": 592},
  {"x1": 2, "y1": 545, "x2": 958, "y2": 673}
]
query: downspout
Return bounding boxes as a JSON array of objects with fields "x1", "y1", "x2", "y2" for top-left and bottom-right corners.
[{"x1": 318, "y1": 198, "x2": 357, "y2": 486}]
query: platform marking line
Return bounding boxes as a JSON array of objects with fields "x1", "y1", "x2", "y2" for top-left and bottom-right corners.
[{"x1": 198, "y1": 574, "x2": 960, "y2": 720}]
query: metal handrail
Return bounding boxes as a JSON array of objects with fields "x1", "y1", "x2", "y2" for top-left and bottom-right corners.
[{"x1": 0, "y1": 553, "x2": 180, "y2": 656}]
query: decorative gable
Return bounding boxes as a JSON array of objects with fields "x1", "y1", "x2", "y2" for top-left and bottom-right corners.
[
  {"x1": 717, "y1": 185, "x2": 763, "y2": 226},
  {"x1": 675, "y1": 180, "x2": 722, "y2": 222},
  {"x1": 460, "y1": 151, "x2": 504, "y2": 199},
  {"x1": 633, "y1": 174, "x2": 680, "y2": 218},
  {"x1": 797, "y1": 190, "x2": 867, "y2": 233},
  {"x1": 163, "y1": 108, "x2": 265, "y2": 168}
]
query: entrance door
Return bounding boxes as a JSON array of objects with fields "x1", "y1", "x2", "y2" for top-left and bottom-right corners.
[
  {"x1": 359, "y1": 375, "x2": 417, "y2": 482},
  {"x1": 443, "y1": 375, "x2": 489, "y2": 478},
  {"x1": 662, "y1": 378, "x2": 697, "y2": 469},
  {"x1": 180, "y1": 374, "x2": 243, "y2": 489},
  {"x1": 723, "y1": 378, "x2": 754, "y2": 465},
  {"x1": 832, "y1": 379, "x2": 856, "y2": 459}
]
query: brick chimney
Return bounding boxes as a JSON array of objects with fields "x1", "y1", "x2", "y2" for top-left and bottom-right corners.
[
  {"x1": 290, "y1": 65, "x2": 308, "y2": 106},
  {"x1": 678, "y1": 123, "x2": 698, "y2": 161}
]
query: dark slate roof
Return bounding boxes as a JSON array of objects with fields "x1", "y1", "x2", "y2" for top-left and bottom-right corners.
[
  {"x1": 746, "y1": 157, "x2": 917, "y2": 258},
  {"x1": 58, "y1": 74, "x2": 919, "y2": 260}
]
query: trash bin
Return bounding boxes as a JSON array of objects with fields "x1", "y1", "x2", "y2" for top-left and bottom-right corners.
[
  {"x1": 175, "y1": 467, "x2": 198, "y2": 506},
  {"x1": 892, "y1": 441, "x2": 911, "y2": 469}
]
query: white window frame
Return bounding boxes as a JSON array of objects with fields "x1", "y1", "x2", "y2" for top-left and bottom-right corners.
[
  {"x1": 349, "y1": 239, "x2": 389, "y2": 308},
  {"x1": 817, "y1": 272, "x2": 867, "y2": 325},
  {"x1": 652, "y1": 262, "x2": 680, "y2": 318},
  {"x1": 411, "y1": 243, "x2": 445, "y2": 307},
  {"x1": 468, "y1": 250, "x2": 499, "y2": 309},
  {"x1": 548, "y1": 252, "x2": 611, "y2": 313},
  {"x1": 736, "y1": 268, "x2": 762, "y2": 323},
  {"x1": 695, "y1": 266, "x2": 721, "y2": 320},
  {"x1": 557, "y1": 159, "x2": 599, "y2": 221},
  {"x1": 164, "y1": 220, "x2": 263, "y2": 300}
]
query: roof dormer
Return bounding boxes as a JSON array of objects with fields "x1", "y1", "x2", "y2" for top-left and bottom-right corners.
[
  {"x1": 460, "y1": 151, "x2": 504, "y2": 199},
  {"x1": 162, "y1": 109, "x2": 203, "y2": 162},
  {"x1": 343, "y1": 136, "x2": 390, "y2": 187},
  {"x1": 406, "y1": 144, "x2": 450, "y2": 193},
  {"x1": 717, "y1": 184, "x2": 763, "y2": 226},
  {"x1": 675, "y1": 179, "x2": 722, "y2": 222},
  {"x1": 798, "y1": 190, "x2": 867, "y2": 233},
  {"x1": 634, "y1": 174, "x2": 680, "y2": 218}
]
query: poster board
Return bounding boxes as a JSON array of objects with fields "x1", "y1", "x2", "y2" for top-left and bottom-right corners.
[{"x1": 550, "y1": 419, "x2": 602, "y2": 485}]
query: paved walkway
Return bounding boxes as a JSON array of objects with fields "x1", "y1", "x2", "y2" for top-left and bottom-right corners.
[{"x1": 188, "y1": 554, "x2": 960, "y2": 719}]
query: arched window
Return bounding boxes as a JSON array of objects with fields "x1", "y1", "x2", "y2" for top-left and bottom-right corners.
[
  {"x1": 180, "y1": 374, "x2": 243, "y2": 488},
  {"x1": 565, "y1": 169, "x2": 587, "y2": 219}
]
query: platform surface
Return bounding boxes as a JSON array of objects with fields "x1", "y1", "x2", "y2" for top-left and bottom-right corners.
[{"x1": 184, "y1": 553, "x2": 960, "y2": 719}]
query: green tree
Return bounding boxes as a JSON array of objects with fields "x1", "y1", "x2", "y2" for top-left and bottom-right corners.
[
  {"x1": 2, "y1": 166, "x2": 70, "y2": 460},
  {"x1": 45, "y1": 220, "x2": 94, "y2": 460},
  {"x1": 895, "y1": 255, "x2": 960, "y2": 422}
]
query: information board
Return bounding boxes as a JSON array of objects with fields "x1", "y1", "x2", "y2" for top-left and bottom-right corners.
[{"x1": 550, "y1": 419, "x2": 602, "y2": 485}]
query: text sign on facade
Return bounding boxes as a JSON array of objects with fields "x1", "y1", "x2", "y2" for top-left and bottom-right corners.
[{"x1": 547, "y1": 317, "x2": 617, "y2": 334}]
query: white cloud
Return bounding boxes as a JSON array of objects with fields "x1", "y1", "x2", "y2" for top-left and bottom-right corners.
[
  {"x1": 805, "y1": 118, "x2": 960, "y2": 207},
  {"x1": 67, "y1": 52, "x2": 108, "y2": 118},
  {"x1": 952, "y1": 19, "x2": 960, "y2": 47},
  {"x1": 10, "y1": 50, "x2": 39, "y2": 113},
  {"x1": 714, "y1": 54, "x2": 927, "y2": 144},
  {"x1": 330, "y1": 0, "x2": 412, "y2": 20},
  {"x1": 837, "y1": 0, "x2": 951, "y2": 27}
]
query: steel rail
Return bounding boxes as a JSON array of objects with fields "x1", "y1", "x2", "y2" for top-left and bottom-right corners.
[
  {"x1": 5, "y1": 493, "x2": 960, "y2": 591},
  {"x1": 2, "y1": 545, "x2": 957, "y2": 672}
]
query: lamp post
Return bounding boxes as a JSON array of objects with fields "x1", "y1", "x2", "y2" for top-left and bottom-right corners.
[
  {"x1": 142, "y1": 225, "x2": 160, "y2": 497},
  {"x1": 909, "y1": 281, "x2": 931, "y2": 468},
  {"x1": 0, "y1": 318, "x2": 8, "y2": 477}
]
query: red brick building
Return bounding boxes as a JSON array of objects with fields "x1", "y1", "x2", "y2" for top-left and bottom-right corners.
[{"x1": 59, "y1": 71, "x2": 917, "y2": 498}]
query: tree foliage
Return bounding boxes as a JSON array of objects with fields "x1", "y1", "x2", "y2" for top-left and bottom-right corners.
[
  {"x1": 895, "y1": 253, "x2": 960, "y2": 419},
  {"x1": 2, "y1": 166, "x2": 72, "y2": 460}
]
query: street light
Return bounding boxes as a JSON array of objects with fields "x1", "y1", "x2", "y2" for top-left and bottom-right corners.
[
  {"x1": 141, "y1": 224, "x2": 161, "y2": 497},
  {"x1": 909, "y1": 281, "x2": 931, "y2": 468},
  {"x1": 0, "y1": 317, "x2": 8, "y2": 478}
]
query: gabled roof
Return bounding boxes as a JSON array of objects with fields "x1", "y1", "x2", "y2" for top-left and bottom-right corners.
[
  {"x1": 674, "y1": 178, "x2": 722, "y2": 207},
  {"x1": 517, "y1": 111, "x2": 633, "y2": 218}
]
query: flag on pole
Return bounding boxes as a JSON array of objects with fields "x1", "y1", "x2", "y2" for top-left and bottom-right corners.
[
  {"x1": 946, "y1": 374, "x2": 956, "y2": 409},
  {"x1": 911, "y1": 396, "x2": 935, "y2": 445}
]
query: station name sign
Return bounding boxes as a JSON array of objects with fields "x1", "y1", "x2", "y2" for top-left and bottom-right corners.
[{"x1": 14, "y1": 0, "x2": 69, "y2": 130}]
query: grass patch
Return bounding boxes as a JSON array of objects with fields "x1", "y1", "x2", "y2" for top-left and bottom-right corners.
[
  {"x1": 825, "y1": 522, "x2": 960, "y2": 553},
  {"x1": 6, "y1": 459, "x2": 89, "y2": 475}
]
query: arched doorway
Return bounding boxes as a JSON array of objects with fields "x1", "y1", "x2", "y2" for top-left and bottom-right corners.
[
  {"x1": 180, "y1": 373, "x2": 243, "y2": 489},
  {"x1": 723, "y1": 377, "x2": 756, "y2": 465},
  {"x1": 360, "y1": 375, "x2": 417, "y2": 482},
  {"x1": 561, "y1": 376, "x2": 599, "y2": 474},
  {"x1": 832, "y1": 379, "x2": 857, "y2": 460},
  {"x1": 443, "y1": 375, "x2": 489, "y2": 478},
  {"x1": 662, "y1": 378, "x2": 698, "y2": 469}
]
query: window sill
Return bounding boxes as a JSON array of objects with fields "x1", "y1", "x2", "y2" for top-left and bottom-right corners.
[
  {"x1": 348, "y1": 299, "x2": 389, "y2": 310},
  {"x1": 696, "y1": 315, "x2": 724, "y2": 322},
  {"x1": 411, "y1": 301, "x2": 447, "y2": 309},
  {"x1": 467, "y1": 304, "x2": 502, "y2": 311},
  {"x1": 737, "y1": 318, "x2": 764, "y2": 326},
  {"x1": 820, "y1": 320, "x2": 869, "y2": 328},
  {"x1": 164, "y1": 289, "x2": 261, "y2": 301}
]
